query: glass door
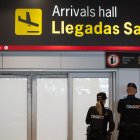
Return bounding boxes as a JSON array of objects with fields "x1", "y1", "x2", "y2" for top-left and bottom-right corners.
[
  {"x1": 68, "y1": 73, "x2": 113, "y2": 140},
  {"x1": 33, "y1": 76, "x2": 68, "y2": 140},
  {"x1": 0, "y1": 76, "x2": 28, "y2": 140},
  {"x1": 0, "y1": 72, "x2": 114, "y2": 140}
]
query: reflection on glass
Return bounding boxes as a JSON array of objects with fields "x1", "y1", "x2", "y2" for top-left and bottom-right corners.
[
  {"x1": 73, "y1": 78, "x2": 109, "y2": 140},
  {"x1": 37, "y1": 78, "x2": 67, "y2": 140},
  {"x1": 0, "y1": 78, "x2": 27, "y2": 140}
]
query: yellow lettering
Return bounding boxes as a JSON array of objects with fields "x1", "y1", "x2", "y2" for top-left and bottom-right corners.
[
  {"x1": 52, "y1": 21, "x2": 60, "y2": 34},
  {"x1": 113, "y1": 25, "x2": 120, "y2": 35},
  {"x1": 104, "y1": 25, "x2": 111, "y2": 34},
  {"x1": 85, "y1": 24, "x2": 93, "y2": 34},
  {"x1": 75, "y1": 24, "x2": 84, "y2": 37},
  {"x1": 94, "y1": 21, "x2": 102, "y2": 34},
  {"x1": 61, "y1": 21, "x2": 64, "y2": 34},
  {"x1": 134, "y1": 25, "x2": 140, "y2": 35},
  {"x1": 65, "y1": 24, "x2": 74, "y2": 34},
  {"x1": 124, "y1": 22, "x2": 132, "y2": 35}
]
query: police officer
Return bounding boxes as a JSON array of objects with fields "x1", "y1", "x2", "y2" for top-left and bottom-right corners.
[
  {"x1": 117, "y1": 83, "x2": 140, "y2": 140},
  {"x1": 86, "y1": 92, "x2": 115, "y2": 140}
]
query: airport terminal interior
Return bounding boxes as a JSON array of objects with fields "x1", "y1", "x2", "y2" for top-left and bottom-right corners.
[
  {"x1": 0, "y1": 51, "x2": 140, "y2": 140},
  {"x1": 1, "y1": 0, "x2": 140, "y2": 140}
]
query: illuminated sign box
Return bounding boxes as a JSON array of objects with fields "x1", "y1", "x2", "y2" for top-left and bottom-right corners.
[{"x1": 0, "y1": 0, "x2": 140, "y2": 51}]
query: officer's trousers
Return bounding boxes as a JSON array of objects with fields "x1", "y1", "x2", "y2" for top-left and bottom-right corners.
[
  {"x1": 118, "y1": 128, "x2": 140, "y2": 140},
  {"x1": 87, "y1": 135, "x2": 107, "y2": 140},
  {"x1": 118, "y1": 134, "x2": 140, "y2": 140},
  {"x1": 118, "y1": 136, "x2": 140, "y2": 140}
]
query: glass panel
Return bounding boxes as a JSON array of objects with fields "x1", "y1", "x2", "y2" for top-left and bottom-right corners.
[
  {"x1": 37, "y1": 78, "x2": 67, "y2": 140},
  {"x1": 0, "y1": 78, "x2": 27, "y2": 140},
  {"x1": 73, "y1": 78, "x2": 109, "y2": 140}
]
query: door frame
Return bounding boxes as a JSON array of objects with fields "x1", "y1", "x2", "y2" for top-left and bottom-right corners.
[
  {"x1": 68, "y1": 72, "x2": 116, "y2": 140},
  {"x1": 0, "y1": 75, "x2": 31, "y2": 140},
  {"x1": 0, "y1": 70, "x2": 117, "y2": 140}
]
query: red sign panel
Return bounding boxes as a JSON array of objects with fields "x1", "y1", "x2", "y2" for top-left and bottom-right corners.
[{"x1": 1, "y1": 45, "x2": 140, "y2": 51}]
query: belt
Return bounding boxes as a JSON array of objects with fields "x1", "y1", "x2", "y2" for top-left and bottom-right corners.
[{"x1": 120, "y1": 122, "x2": 140, "y2": 127}]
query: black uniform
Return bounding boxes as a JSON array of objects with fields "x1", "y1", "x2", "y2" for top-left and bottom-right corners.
[
  {"x1": 117, "y1": 95, "x2": 140, "y2": 140},
  {"x1": 86, "y1": 106, "x2": 115, "y2": 140}
]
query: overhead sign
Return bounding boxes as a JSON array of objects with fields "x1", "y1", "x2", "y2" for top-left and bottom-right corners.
[
  {"x1": 106, "y1": 54, "x2": 120, "y2": 67},
  {"x1": 106, "y1": 52, "x2": 140, "y2": 68},
  {"x1": 0, "y1": 0, "x2": 140, "y2": 51},
  {"x1": 15, "y1": 9, "x2": 42, "y2": 35}
]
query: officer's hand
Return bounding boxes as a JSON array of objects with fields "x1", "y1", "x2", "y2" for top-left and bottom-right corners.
[{"x1": 107, "y1": 131, "x2": 112, "y2": 140}]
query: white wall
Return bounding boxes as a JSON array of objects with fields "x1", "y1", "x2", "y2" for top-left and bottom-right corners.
[
  {"x1": 61, "y1": 52, "x2": 104, "y2": 69},
  {"x1": 1, "y1": 51, "x2": 140, "y2": 100},
  {"x1": 0, "y1": 52, "x2": 2, "y2": 68},
  {"x1": 2, "y1": 51, "x2": 104, "y2": 69},
  {"x1": 1, "y1": 51, "x2": 140, "y2": 99},
  {"x1": 2, "y1": 52, "x2": 61, "y2": 69},
  {"x1": 0, "y1": 51, "x2": 140, "y2": 140}
]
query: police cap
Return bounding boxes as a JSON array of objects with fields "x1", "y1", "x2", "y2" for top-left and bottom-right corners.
[
  {"x1": 127, "y1": 83, "x2": 137, "y2": 89},
  {"x1": 97, "y1": 92, "x2": 107, "y2": 101}
]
